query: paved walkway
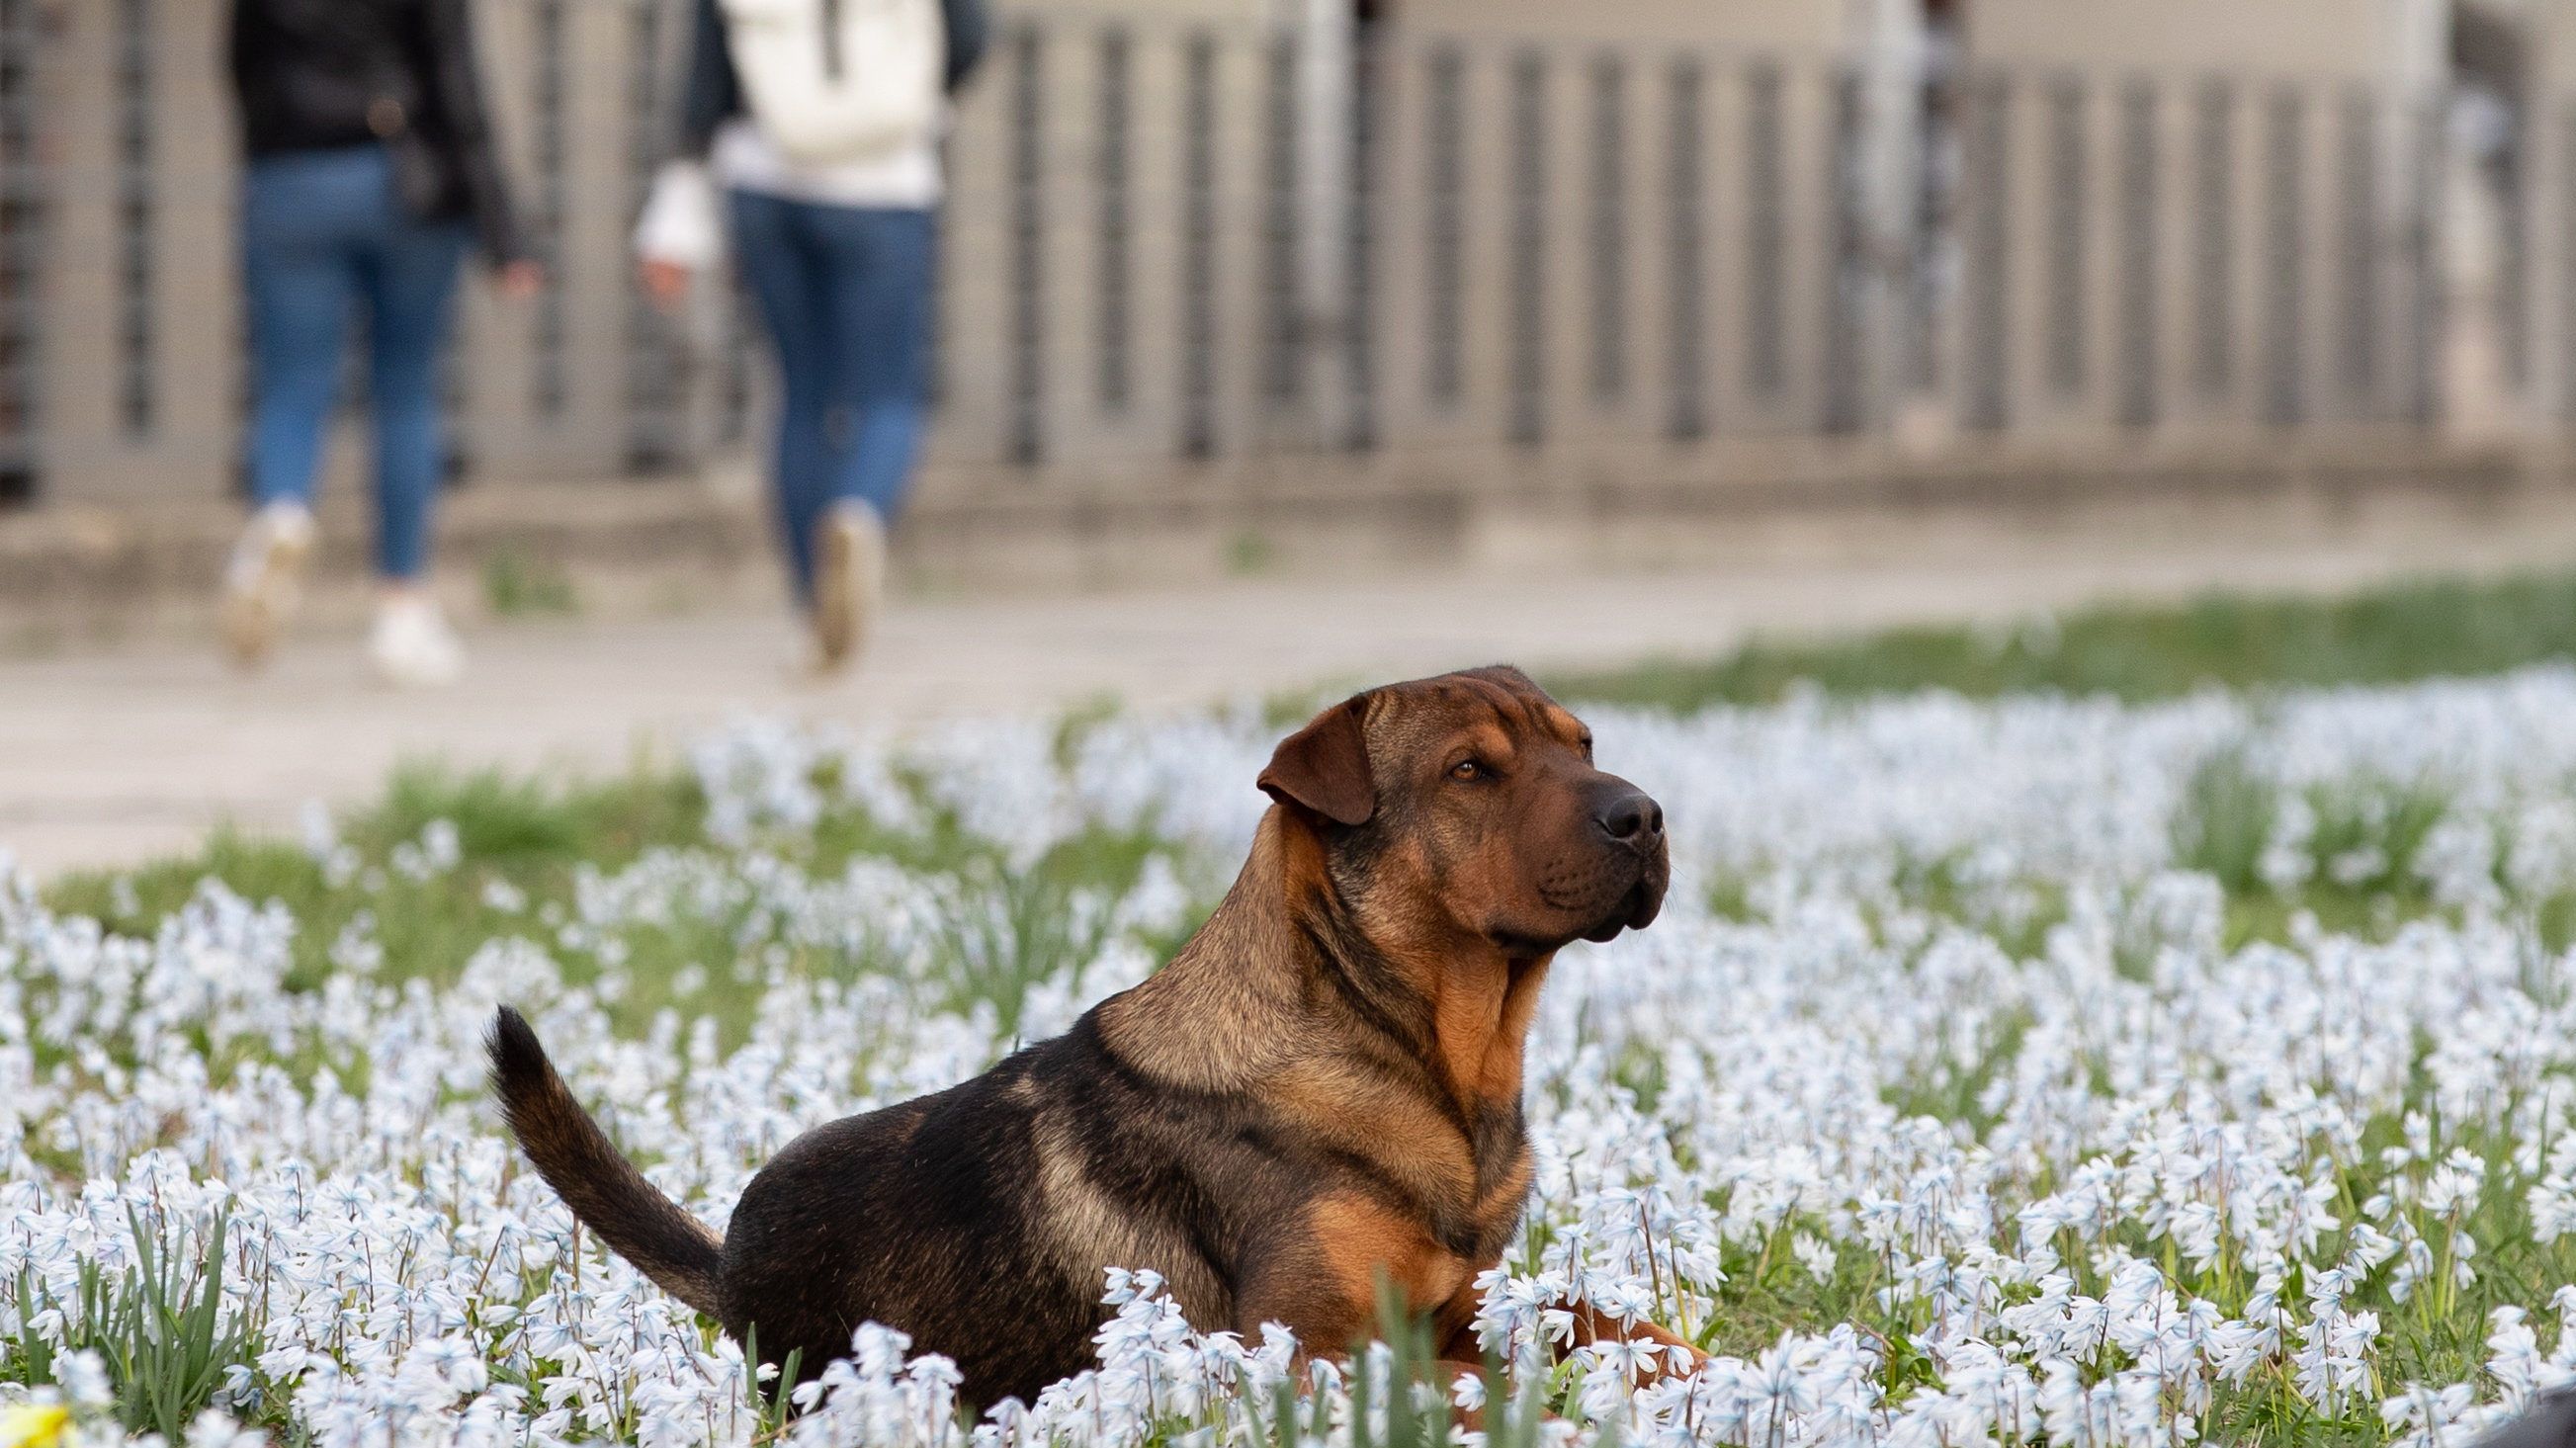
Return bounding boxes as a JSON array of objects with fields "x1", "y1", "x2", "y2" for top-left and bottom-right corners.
[{"x1": 12, "y1": 514, "x2": 2576, "y2": 879}]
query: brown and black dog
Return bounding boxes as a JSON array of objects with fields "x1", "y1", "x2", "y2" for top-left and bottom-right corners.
[{"x1": 488, "y1": 665, "x2": 1695, "y2": 1407}]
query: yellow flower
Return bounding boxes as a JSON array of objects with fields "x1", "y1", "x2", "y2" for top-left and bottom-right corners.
[{"x1": 0, "y1": 1405, "x2": 71, "y2": 1448}]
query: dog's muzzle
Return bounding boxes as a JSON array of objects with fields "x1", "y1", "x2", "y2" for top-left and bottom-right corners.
[{"x1": 1579, "y1": 788, "x2": 1669, "y2": 941}]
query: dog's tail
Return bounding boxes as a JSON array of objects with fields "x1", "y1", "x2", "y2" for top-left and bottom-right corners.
[{"x1": 486, "y1": 1005, "x2": 726, "y2": 1318}]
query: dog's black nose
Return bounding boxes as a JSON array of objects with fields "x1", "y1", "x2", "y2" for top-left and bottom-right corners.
[{"x1": 1597, "y1": 791, "x2": 1664, "y2": 844}]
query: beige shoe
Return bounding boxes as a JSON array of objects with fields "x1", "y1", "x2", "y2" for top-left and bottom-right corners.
[
  {"x1": 811, "y1": 501, "x2": 887, "y2": 673},
  {"x1": 220, "y1": 502, "x2": 316, "y2": 670}
]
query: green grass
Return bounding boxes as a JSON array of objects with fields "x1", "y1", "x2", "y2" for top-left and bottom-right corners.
[
  {"x1": 480, "y1": 548, "x2": 581, "y2": 618},
  {"x1": 49, "y1": 764, "x2": 708, "y2": 1003},
  {"x1": 1547, "y1": 569, "x2": 2576, "y2": 711},
  {"x1": 1225, "y1": 530, "x2": 1281, "y2": 577},
  {"x1": 41, "y1": 752, "x2": 1204, "y2": 1054},
  {"x1": 8, "y1": 1213, "x2": 255, "y2": 1439}
]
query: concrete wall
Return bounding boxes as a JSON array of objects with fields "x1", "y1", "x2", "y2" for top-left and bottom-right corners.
[
  {"x1": 1396, "y1": 0, "x2": 1853, "y2": 51},
  {"x1": 1965, "y1": 0, "x2": 2430, "y2": 74}
]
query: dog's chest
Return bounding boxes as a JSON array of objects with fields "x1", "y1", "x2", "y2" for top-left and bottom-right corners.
[
  {"x1": 1277, "y1": 1062, "x2": 1534, "y2": 1255},
  {"x1": 1456, "y1": 1114, "x2": 1536, "y2": 1255}
]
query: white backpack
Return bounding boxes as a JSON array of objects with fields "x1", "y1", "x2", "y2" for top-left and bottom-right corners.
[{"x1": 718, "y1": 0, "x2": 945, "y2": 167}]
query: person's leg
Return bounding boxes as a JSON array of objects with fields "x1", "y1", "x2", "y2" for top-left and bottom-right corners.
[
  {"x1": 790, "y1": 206, "x2": 934, "y2": 670},
  {"x1": 816, "y1": 207, "x2": 937, "y2": 522},
  {"x1": 240, "y1": 156, "x2": 363, "y2": 514},
  {"x1": 227, "y1": 150, "x2": 370, "y2": 666},
  {"x1": 361, "y1": 208, "x2": 472, "y2": 583},
  {"x1": 730, "y1": 189, "x2": 835, "y2": 602}
]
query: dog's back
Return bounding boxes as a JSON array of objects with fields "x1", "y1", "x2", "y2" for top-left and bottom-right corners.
[
  {"x1": 490, "y1": 1004, "x2": 1245, "y2": 1405},
  {"x1": 715, "y1": 1063, "x2": 1096, "y2": 1396},
  {"x1": 714, "y1": 1007, "x2": 1289, "y2": 1400}
]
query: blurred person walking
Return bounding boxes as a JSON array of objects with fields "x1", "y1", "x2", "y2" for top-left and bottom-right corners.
[
  {"x1": 634, "y1": 0, "x2": 989, "y2": 674},
  {"x1": 223, "y1": 0, "x2": 537, "y2": 687}
]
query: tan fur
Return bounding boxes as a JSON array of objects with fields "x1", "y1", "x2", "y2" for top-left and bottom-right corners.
[
  {"x1": 1098, "y1": 818, "x2": 1309, "y2": 1090},
  {"x1": 1309, "y1": 1194, "x2": 1473, "y2": 1316}
]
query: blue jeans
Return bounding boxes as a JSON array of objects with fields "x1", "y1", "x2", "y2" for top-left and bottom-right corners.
[
  {"x1": 729, "y1": 192, "x2": 935, "y2": 600},
  {"x1": 241, "y1": 146, "x2": 470, "y2": 581}
]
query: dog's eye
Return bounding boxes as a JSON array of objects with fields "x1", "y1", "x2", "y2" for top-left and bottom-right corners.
[
  {"x1": 1579, "y1": 733, "x2": 1594, "y2": 759},
  {"x1": 1449, "y1": 759, "x2": 1484, "y2": 782}
]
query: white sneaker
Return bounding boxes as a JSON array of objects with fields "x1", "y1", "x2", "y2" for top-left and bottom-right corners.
[
  {"x1": 220, "y1": 502, "x2": 316, "y2": 669},
  {"x1": 811, "y1": 500, "x2": 887, "y2": 673},
  {"x1": 368, "y1": 594, "x2": 466, "y2": 688}
]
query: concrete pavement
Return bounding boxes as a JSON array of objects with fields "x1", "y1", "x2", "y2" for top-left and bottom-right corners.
[{"x1": 12, "y1": 504, "x2": 2576, "y2": 879}]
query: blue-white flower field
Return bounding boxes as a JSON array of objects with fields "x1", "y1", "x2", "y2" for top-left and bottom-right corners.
[{"x1": 15, "y1": 669, "x2": 2576, "y2": 1446}]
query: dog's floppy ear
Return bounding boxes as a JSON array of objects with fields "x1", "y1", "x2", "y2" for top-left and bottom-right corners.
[{"x1": 1259, "y1": 697, "x2": 1375, "y2": 826}]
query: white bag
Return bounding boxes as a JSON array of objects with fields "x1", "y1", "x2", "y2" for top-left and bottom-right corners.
[{"x1": 718, "y1": 0, "x2": 945, "y2": 167}]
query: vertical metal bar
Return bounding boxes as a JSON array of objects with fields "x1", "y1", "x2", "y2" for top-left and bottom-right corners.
[
  {"x1": 1095, "y1": 26, "x2": 1132, "y2": 415},
  {"x1": 1423, "y1": 43, "x2": 1465, "y2": 409},
  {"x1": 1666, "y1": 55, "x2": 1706, "y2": 442},
  {"x1": 531, "y1": 0, "x2": 568, "y2": 421},
  {"x1": 1821, "y1": 63, "x2": 1865, "y2": 434},
  {"x1": 1906, "y1": 61, "x2": 1949, "y2": 395},
  {"x1": 116, "y1": 0, "x2": 154, "y2": 441},
  {"x1": 235, "y1": 208, "x2": 255, "y2": 499},
  {"x1": 1342, "y1": 18, "x2": 1379, "y2": 451},
  {"x1": 1178, "y1": 32, "x2": 1218, "y2": 459},
  {"x1": 1744, "y1": 60, "x2": 1785, "y2": 399},
  {"x1": 2500, "y1": 104, "x2": 2529, "y2": 393},
  {"x1": 721, "y1": 294, "x2": 752, "y2": 446},
  {"x1": 0, "y1": 0, "x2": 42, "y2": 500},
  {"x1": 623, "y1": 0, "x2": 679, "y2": 472},
  {"x1": 1261, "y1": 33, "x2": 1303, "y2": 413},
  {"x1": 2116, "y1": 79, "x2": 2158, "y2": 428},
  {"x1": 2192, "y1": 78, "x2": 2234, "y2": 400},
  {"x1": 442, "y1": 289, "x2": 472, "y2": 482},
  {"x1": 2563, "y1": 102, "x2": 2576, "y2": 421},
  {"x1": 2336, "y1": 88, "x2": 2379, "y2": 409},
  {"x1": 1588, "y1": 54, "x2": 1627, "y2": 407},
  {"x1": 1006, "y1": 24, "x2": 1046, "y2": 466},
  {"x1": 1962, "y1": 71, "x2": 2010, "y2": 432},
  {"x1": 2261, "y1": 86, "x2": 2304, "y2": 426},
  {"x1": 2406, "y1": 91, "x2": 2443, "y2": 427},
  {"x1": 1507, "y1": 49, "x2": 1546, "y2": 447},
  {"x1": 2044, "y1": 75, "x2": 2086, "y2": 397}
]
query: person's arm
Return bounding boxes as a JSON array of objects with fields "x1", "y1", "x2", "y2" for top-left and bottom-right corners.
[
  {"x1": 636, "y1": 0, "x2": 731, "y2": 284},
  {"x1": 226, "y1": 0, "x2": 253, "y2": 107},
  {"x1": 674, "y1": 0, "x2": 738, "y2": 163},
  {"x1": 941, "y1": 0, "x2": 991, "y2": 94},
  {"x1": 421, "y1": 0, "x2": 528, "y2": 268}
]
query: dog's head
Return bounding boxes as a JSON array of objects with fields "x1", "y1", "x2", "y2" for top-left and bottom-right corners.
[{"x1": 1258, "y1": 666, "x2": 1668, "y2": 958}]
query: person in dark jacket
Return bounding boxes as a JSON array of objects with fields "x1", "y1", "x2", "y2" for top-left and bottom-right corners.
[
  {"x1": 223, "y1": 0, "x2": 537, "y2": 687},
  {"x1": 633, "y1": 0, "x2": 990, "y2": 675}
]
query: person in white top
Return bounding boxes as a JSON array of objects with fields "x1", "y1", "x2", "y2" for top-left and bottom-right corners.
[{"x1": 634, "y1": 0, "x2": 989, "y2": 673}]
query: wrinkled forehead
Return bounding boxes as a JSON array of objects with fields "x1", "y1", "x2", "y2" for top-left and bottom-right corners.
[{"x1": 1363, "y1": 669, "x2": 1589, "y2": 757}]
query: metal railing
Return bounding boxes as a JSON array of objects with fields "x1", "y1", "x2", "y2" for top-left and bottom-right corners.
[{"x1": 0, "y1": 0, "x2": 2518, "y2": 512}]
